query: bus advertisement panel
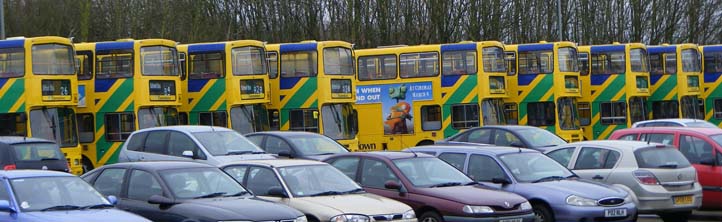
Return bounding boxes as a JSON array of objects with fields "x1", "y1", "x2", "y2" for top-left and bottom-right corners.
[{"x1": 356, "y1": 82, "x2": 433, "y2": 135}]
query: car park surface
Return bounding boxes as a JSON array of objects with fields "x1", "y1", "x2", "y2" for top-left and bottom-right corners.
[
  {"x1": 407, "y1": 145, "x2": 637, "y2": 222},
  {"x1": 0, "y1": 136, "x2": 69, "y2": 172},
  {"x1": 81, "y1": 161, "x2": 305, "y2": 222},
  {"x1": 545, "y1": 140, "x2": 702, "y2": 222},
  {"x1": 324, "y1": 151, "x2": 535, "y2": 222},
  {"x1": 245, "y1": 131, "x2": 349, "y2": 160},
  {"x1": 222, "y1": 159, "x2": 416, "y2": 222},
  {"x1": 436, "y1": 125, "x2": 567, "y2": 151},
  {"x1": 0, "y1": 170, "x2": 150, "y2": 222}
]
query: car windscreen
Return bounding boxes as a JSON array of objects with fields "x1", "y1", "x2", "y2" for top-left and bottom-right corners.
[
  {"x1": 392, "y1": 157, "x2": 473, "y2": 187},
  {"x1": 634, "y1": 146, "x2": 691, "y2": 169},
  {"x1": 10, "y1": 176, "x2": 110, "y2": 212},
  {"x1": 516, "y1": 128, "x2": 567, "y2": 147},
  {"x1": 288, "y1": 135, "x2": 349, "y2": 156},
  {"x1": 11, "y1": 142, "x2": 64, "y2": 161},
  {"x1": 499, "y1": 152, "x2": 574, "y2": 183},
  {"x1": 192, "y1": 131, "x2": 263, "y2": 156},
  {"x1": 160, "y1": 167, "x2": 247, "y2": 199},
  {"x1": 278, "y1": 164, "x2": 361, "y2": 197}
]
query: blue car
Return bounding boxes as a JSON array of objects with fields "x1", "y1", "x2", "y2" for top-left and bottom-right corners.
[
  {"x1": 406, "y1": 145, "x2": 637, "y2": 222},
  {"x1": 0, "y1": 170, "x2": 150, "y2": 222}
]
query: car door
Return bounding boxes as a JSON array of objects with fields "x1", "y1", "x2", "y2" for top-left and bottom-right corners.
[
  {"x1": 138, "y1": 130, "x2": 172, "y2": 161},
  {"x1": 357, "y1": 158, "x2": 410, "y2": 204},
  {"x1": 570, "y1": 147, "x2": 621, "y2": 182},
  {"x1": 166, "y1": 131, "x2": 204, "y2": 160},
  {"x1": 452, "y1": 128, "x2": 492, "y2": 144},
  {"x1": 121, "y1": 131, "x2": 149, "y2": 162},
  {"x1": 265, "y1": 136, "x2": 295, "y2": 156},
  {"x1": 88, "y1": 168, "x2": 127, "y2": 198},
  {"x1": 466, "y1": 154, "x2": 511, "y2": 190},
  {"x1": 546, "y1": 146, "x2": 579, "y2": 168},
  {"x1": 677, "y1": 133, "x2": 722, "y2": 207},
  {"x1": 492, "y1": 129, "x2": 523, "y2": 147},
  {"x1": 118, "y1": 169, "x2": 178, "y2": 222}
]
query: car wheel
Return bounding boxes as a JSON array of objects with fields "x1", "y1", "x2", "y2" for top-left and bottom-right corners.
[
  {"x1": 420, "y1": 211, "x2": 443, "y2": 222},
  {"x1": 532, "y1": 203, "x2": 553, "y2": 222},
  {"x1": 658, "y1": 211, "x2": 691, "y2": 222}
]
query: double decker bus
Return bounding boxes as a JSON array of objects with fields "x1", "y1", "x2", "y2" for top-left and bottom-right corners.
[
  {"x1": 74, "y1": 39, "x2": 181, "y2": 171},
  {"x1": 0, "y1": 36, "x2": 82, "y2": 174},
  {"x1": 577, "y1": 43, "x2": 651, "y2": 139},
  {"x1": 354, "y1": 41, "x2": 508, "y2": 151},
  {"x1": 647, "y1": 44, "x2": 703, "y2": 119},
  {"x1": 700, "y1": 45, "x2": 722, "y2": 127},
  {"x1": 265, "y1": 41, "x2": 359, "y2": 150},
  {"x1": 504, "y1": 41, "x2": 583, "y2": 142},
  {"x1": 177, "y1": 41, "x2": 270, "y2": 133}
]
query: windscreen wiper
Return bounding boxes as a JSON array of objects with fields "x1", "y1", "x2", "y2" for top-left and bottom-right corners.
[
  {"x1": 193, "y1": 192, "x2": 226, "y2": 199},
  {"x1": 41, "y1": 205, "x2": 81, "y2": 211},
  {"x1": 429, "y1": 182, "x2": 462, "y2": 188}
]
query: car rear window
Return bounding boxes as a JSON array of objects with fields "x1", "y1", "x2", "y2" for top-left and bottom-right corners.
[
  {"x1": 634, "y1": 146, "x2": 691, "y2": 169},
  {"x1": 11, "y1": 143, "x2": 63, "y2": 161}
]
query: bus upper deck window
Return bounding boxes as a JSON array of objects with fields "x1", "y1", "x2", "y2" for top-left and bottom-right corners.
[
  {"x1": 578, "y1": 53, "x2": 589, "y2": 76},
  {"x1": 505, "y1": 51, "x2": 516, "y2": 76},
  {"x1": 0, "y1": 48, "x2": 25, "y2": 78},
  {"x1": 664, "y1": 53, "x2": 677, "y2": 74}
]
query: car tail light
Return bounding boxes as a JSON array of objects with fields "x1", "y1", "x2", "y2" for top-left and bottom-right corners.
[
  {"x1": 634, "y1": 170, "x2": 659, "y2": 185},
  {"x1": 3, "y1": 164, "x2": 16, "y2": 170}
]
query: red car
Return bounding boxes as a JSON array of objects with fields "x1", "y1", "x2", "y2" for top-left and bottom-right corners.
[{"x1": 610, "y1": 127, "x2": 722, "y2": 209}]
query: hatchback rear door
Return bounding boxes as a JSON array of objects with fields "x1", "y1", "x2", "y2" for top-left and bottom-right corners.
[
  {"x1": 9, "y1": 142, "x2": 68, "y2": 172},
  {"x1": 634, "y1": 146, "x2": 697, "y2": 201}
]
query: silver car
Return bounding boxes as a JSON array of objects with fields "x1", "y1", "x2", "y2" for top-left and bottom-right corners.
[
  {"x1": 631, "y1": 118, "x2": 718, "y2": 128},
  {"x1": 118, "y1": 125, "x2": 275, "y2": 166},
  {"x1": 545, "y1": 140, "x2": 702, "y2": 222}
]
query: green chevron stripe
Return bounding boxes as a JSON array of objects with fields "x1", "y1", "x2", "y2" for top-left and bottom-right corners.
[
  {"x1": 191, "y1": 79, "x2": 226, "y2": 112},
  {"x1": 0, "y1": 79, "x2": 25, "y2": 112}
]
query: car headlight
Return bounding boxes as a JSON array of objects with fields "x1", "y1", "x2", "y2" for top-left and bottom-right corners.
[
  {"x1": 566, "y1": 195, "x2": 598, "y2": 206},
  {"x1": 462, "y1": 205, "x2": 494, "y2": 214},
  {"x1": 331, "y1": 214, "x2": 373, "y2": 222},
  {"x1": 520, "y1": 201, "x2": 532, "y2": 211},
  {"x1": 295, "y1": 216, "x2": 308, "y2": 222},
  {"x1": 623, "y1": 194, "x2": 633, "y2": 204},
  {"x1": 402, "y1": 210, "x2": 416, "y2": 219}
]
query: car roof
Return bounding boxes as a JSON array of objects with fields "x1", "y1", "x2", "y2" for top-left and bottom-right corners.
[
  {"x1": 565, "y1": 140, "x2": 667, "y2": 150},
  {"x1": 0, "y1": 170, "x2": 73, "y2": 179},
  {"x1": 101, "y1": 161, "x2": 216, "y2": 171},
  {"x1": 0, "y1": 136, "x2": 55, "y2": 144},
  {"x1": 132, "y1": 125, "x2": 234, "y2": 134},
  {"x1": 246, "y1": 131, "x2": 323, "y2": 137},
  {"x1": 614, "y1": 126, "x2": 722, "y2": 135},
  {"x1": 635, "y1": 118, "x2": 707, "y2": 124},
  {"x1": 331, "y1": 151, "x2": 434, "y2": 160},
  {"x1": 221, "y1": 159, "x2": 326, "y2": 168},
  {"x1": 473, "y1": 125, "x2": 541, "y2": 130},
  {"x1": 407, "y1": 145, "x2": 538, "y2": 156}
]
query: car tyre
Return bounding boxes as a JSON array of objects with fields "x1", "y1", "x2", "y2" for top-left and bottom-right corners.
[
  {"x1": 658, "y1": 211, "x2": 690, "y2": 222},
  {"x1": 420, "y1": 211, "x2": 443, "y2": 222},
  {"x1": 532, "y1": 203, "x2": 553, "y2": 222}
]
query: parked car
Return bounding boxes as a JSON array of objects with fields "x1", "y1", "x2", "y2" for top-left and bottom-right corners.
[
  {"x1": 222, "y1": 159, "x2": 416, "y2": 222},
  {"x1": 324, "y1": 152, "x2": 535, "y2": 222},
  {"x1": 631, "y1": 118, "x2": 718, "y2": 128},
  {"x1": 0, "y1": 170, "x2": 150, "y2": 222},
  {"x1": 118, "y1": 125, "x2": 275, "y2": 166},
  {"x1": 0, "y1": 136, "x2": 69, "y2": 172},
  {"x1": 610, "y1": 127, "x2": 722, "y2": 210},
  {"x1": 544, "y1": 140, "x2": 702, "y2": 222},
  {"x1": 81, "y1": 161, "x2": 305, "y2": 222},
  {"x1": 406, "y1": 145, "x2": 637, "y2": 222},
  {"x1": 245, "y1": 131, "x2": 349, "y2": 160},
  {"x1": 436, "y1": 126, "x2": 567, "y2": 150}
]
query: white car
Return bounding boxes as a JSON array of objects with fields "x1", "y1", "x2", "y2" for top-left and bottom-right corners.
[{"x1": 631, "y1": 118, "x2": 718, "y2": 128}]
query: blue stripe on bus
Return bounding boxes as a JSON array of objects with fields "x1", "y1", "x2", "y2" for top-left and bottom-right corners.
[
  {"x1": 441, "y1": 75, "x2": 461, "y2": 87},
  {"x1": 650, "y1": 75, "x2": 663, "y2": 85},
  {"x1": 648, "y1": 46, "x2": 675, "y2": 54},
  {"x1": 591, "y1": 45, "x2": 625, "y2": 53},
  {"x1": 280, "y1": 43, "x2": 318, "y2": 53},
  {"x1": 0, "y1": 78, "x2": 7, "y2": 89},
  {"x1": 188, "y1": 79, "x2": 210, "y2": 92},
  {"x1": 590, "y1": 74, "x2": 612, "y2": 85},
  {"x1": 188, "y1": 43, "x2": 225, "y2": 54},
  {"x1": 703, "y1": 45, "x2": 722, "y2": 53},
  {"x1": 0, "y1": 39, "x2": 24, "y2": 49},
  {"x1": 518, "y1": 44, "x2": 554, "y2": 52},
  {"x1": 280, "y1": 77, "x2": 301, "y2": 89},
  {"x1": 96, "y1": 42, "x2": 134, "y2": 53},
  {"x1": 95, "y1": 79, "x2": 118, "y2": 92},
  {"x1": 705, "y1": 73, "x2": 722, "y2": 83},
  {"x1": 518, "y1": 74, "x2": 538, "y2": 86},
  {"x1": 441, "y1": 43, "x2": 476, "y2": 52}
]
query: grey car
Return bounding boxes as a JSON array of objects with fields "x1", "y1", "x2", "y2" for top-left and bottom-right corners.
[
  {"x1": 436, "y1": 125, "x2": 567, "y2": 151},
  {"x1": 245, "y1": 131, "x2": 349, "y2": 160},
  {"x1": 545, "y1": 140, "x2": 702, "y2": 222},
  {"x1": 118, "y1": 125, "x2": 275, "y2": 166}
]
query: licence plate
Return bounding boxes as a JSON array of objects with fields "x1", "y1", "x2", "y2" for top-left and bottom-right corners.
[
  {"x1": 604, "y1": 208, "x2": 627, "y2": 217},
  {"x1": 674, "y1": 195, "x2": 693, "y2": 205},
  {"x1": 499, "y1": 219, "x2": 522, "y2": 222}
]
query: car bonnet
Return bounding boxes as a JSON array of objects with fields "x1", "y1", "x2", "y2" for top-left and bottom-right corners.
[
  {"x1": 22, "y1": 209, "x2": 151, "y2": 222},
  {"x1": 291, "y1": 193, "x2": 412, "y2": 215},
  {"x1": 417, "y1": 185, "x2": 528, "y2": 207}
]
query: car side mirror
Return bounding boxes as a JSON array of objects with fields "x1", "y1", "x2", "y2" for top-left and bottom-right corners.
[
  {"x1": 277, "y1": 150, "x2": 294, "y2": 158},
  {"x1": 509, "y1": 142, "x2": 524, "y2": 148},
  {"x1": 267, "y1": 186, "x2": 288, "y2": 198},
  {"x1": 491, "y1": 177, "x2": 511, "y2": 185},
  {"x1": 0, "y1": 200, "x2": 15, "y2": 213},
  {"x1": 700, "y1": 156, "x2": 716, "y2": 166},
  {"x1": 182, "y1": 150, "x2": 194, "y2": 159},
  {"x1": 384, "y1": 180, "x2": 402, "y2": 190},
  {"x1": 107, "y1": 195, "x2": 118, "y2": 205},
  {"x1": 148, "y1": 195, "x2": 175, "y2": 205}
]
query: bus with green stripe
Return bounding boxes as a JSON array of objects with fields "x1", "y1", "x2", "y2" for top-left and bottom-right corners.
[
  {"x1": 0, "y1": 36, "x2": 82, "y2": 174},
  {"x1": 265, "y1": 41, "x2": 359, "y2": 151},
  {"x1": 354, "y1": 41, "x2": 509, "y2": 151},
  {"x1": 647, "y1": 44, "x2": 703, "y2": 119},
  {"x1": 74, "y1": 39, "x2": 182, "y2": 172},
  {"x1": 177, "y1": 40, "x2": 270, "y2": 133},
  {"x1": 577, "y1": 43, "x2": 651, "y2": 140},
  {"x1": 504, "y1": 41, "x2": 583, "y2": 142},
  {"x1": 700, "y1": 45, "x2": 722, "y2": 127}
]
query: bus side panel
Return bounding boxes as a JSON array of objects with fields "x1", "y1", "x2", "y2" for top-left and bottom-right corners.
[
  {"x1": 516, "y1": 74, "x2": 554, "y2": 128},
  {"x1": 649, "y1": 74, "x2": 678, "y2": 119},
  {"x1": 589, "y1": 74, "x2": 627, "y2": 139},
  {"x1": 440, "y1": 75, "x2": 479, "y2": 138},
  {"x1": 0, "y1": 78, "x2": 25, "y2": 113},
  {"x1": 92, "y1": 78, "x2": 135, "y2": 166},
  {"x1": 279, "y1": 77, "x2": 318, "y2": 130},
  {"x1": 704, "y1": 73, "x2": 722, "y2": 126},
  {"x1": 186, "y1": 78, "x2": 227, "y2": 125}
]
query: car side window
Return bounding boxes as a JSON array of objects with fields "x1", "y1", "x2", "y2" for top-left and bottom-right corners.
[
  {"x1": 616, "y1": 134, "x2": 638, "y2": 141},
  {"x1": 494, "y1": 130, "x2": 522, "y2": 146},
  {"x1": 167, "y1": 131, "x2": 199, "y2": 157},
  {"x1": 360, "y1": 159, "x2": 399, "y2": 189},
  {"x1": 0, "y1": 180, "x2": 8, "y2": 201},
  {"x1": 246, "y1": 135, "x2": 264, "y2": 146},
  {"x1": 127, "y1": 170, "x2": 162, "y2": 201},
  {"x1": 245, "y1": 167, "x2": 282, "y2": 196},
  {"x1": 717, "y1": 152, "x2": 722, "y2": 166},
  {"x1": 468, "y1": 154, "x2": 507, "y2": 182},
  {"x1": 224, "y1": 166, "x2": 249, "y2": 184},
  {"x1": 265, "y1": 136, "x2": 292, "y2": 154},
  {"x1": 547, "y1": 147, "x2": 576, "y2": 166},
  {"x1": 144, "y1": 131, "x2": 170, "y2": 154},
  {"x1": 438, "y1": 152, "x2": 466, "y2": 171},
  {"x1": 679, "y1": 135, "x2": 714, "y2": 165},
  {"x1": 574, "y1": 147, "x2": 620, "y2": 170},
  {"x1": 126, "y1": 131, "x2": 148, "y2": 151},
  {"x1": 466, "y1": 129, "x2": 492, "y2": 144},
  {"x1": 641, "y1": 133, "x2": 675, "y2": 145},
  {"x1": 92, "y1": 168, "x2": 127, "y2": 197},
  {"x1": 329, "y1": 157, "x2": 360, "y2": 179}
]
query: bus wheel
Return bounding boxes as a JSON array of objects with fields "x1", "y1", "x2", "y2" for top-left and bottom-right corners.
[
  {"x1": 416, "y1": 140, "x2": 434, "y2": 146},
  {"x1": 82, "y1": 157, "x2": 94, "y2": 174}
]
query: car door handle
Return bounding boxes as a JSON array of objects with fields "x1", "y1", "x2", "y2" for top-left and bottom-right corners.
[{"x1": 592, "y1": 175, "x2": 604, "y2": 180}]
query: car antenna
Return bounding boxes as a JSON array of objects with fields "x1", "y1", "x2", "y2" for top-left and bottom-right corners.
[{"x1": 407, "y1": 148, "x2": 418, "y2": 157}]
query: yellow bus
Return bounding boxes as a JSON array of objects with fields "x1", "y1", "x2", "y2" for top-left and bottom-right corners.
[
  {"x1": 577, "y1": 43, "x2": 651, "y2": 140},
  {"x1": 647, "y1": 44, "x2": 703, "y2": 119},
  {"x1": 177, "y1": 41, "x2": 270, "y2": 133},
  {"x1": 505, "y1": 41, "x2": 583, "y2": 142},
  {"x1": 266, "y1": 41, "x2": 359, "y2": 150},
  {"x1": 74, "y1": 39, "x2": 182, "y2": 171},
  {"x1": 354, "y1": 41, "x2": 508, "y2": 151},
  {"x1": 0, "y1": 36, "x2": 82, "y2": 174},
  {"x1": 700, "y1": 45, "x2": 722, "y2": 127}
]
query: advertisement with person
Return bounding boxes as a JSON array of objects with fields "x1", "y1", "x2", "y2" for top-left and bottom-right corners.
[{"x1": 356, "y1": 82, "x2": 433, "y2": 135}]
